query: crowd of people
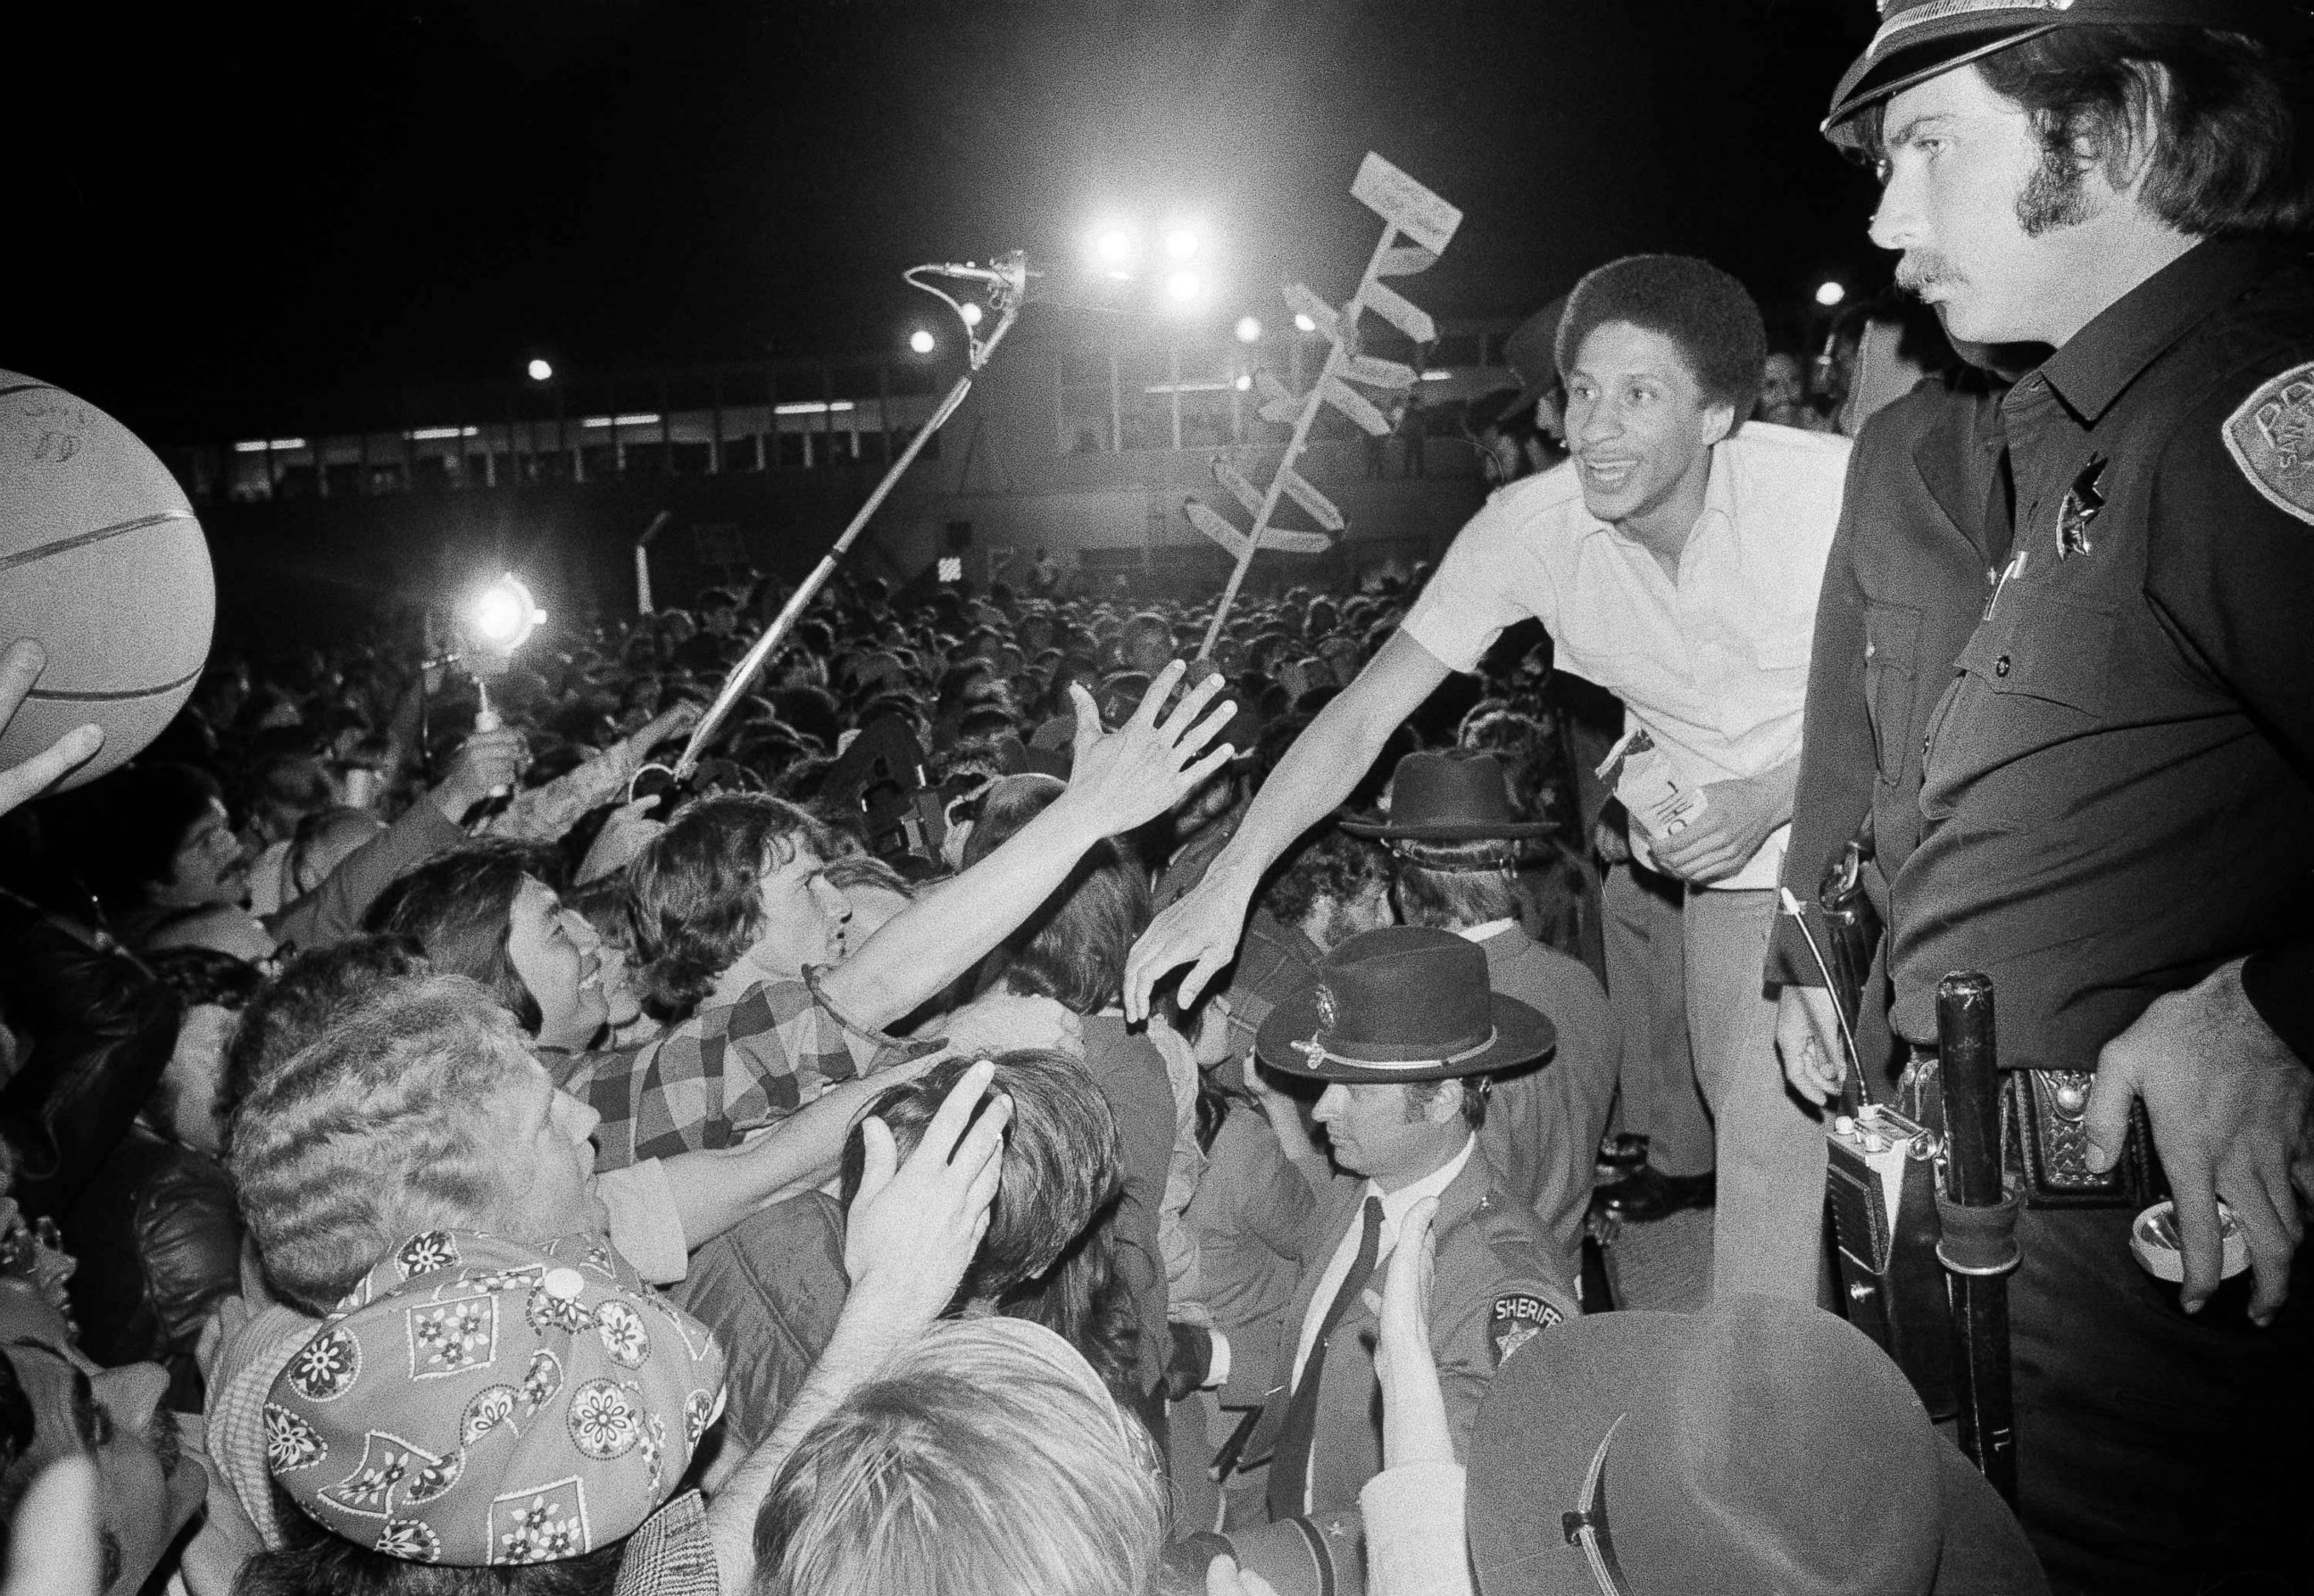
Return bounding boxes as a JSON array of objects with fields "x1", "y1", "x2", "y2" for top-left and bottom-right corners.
[{"x1": 6, "y1": 5, "x2": 2314, "y2": 1596}]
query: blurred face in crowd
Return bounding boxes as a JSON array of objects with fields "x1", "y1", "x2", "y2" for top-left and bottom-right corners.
[
  {"x1": 1304, "y1": 884, "x2": 1394, "y2": 954},
  {"x1": 1313, "y1": 1077, "x2": 1469, "y2": 1190},
  {"x1": 157, "y1": 1003, "x2": 237, "y2": 1156},
  {"x1": 572, "y1": 920, "x2": 645, "y2": 1030},
  {"x1": 0, "y1": 1285, "x2": 202, "y2": 1593},
  {"x1": 1869, "y1": 64, "x2": 2122, "y2": 345},
  {"x1": 505, "y1": 877, "x2": 610, "y2": 1052},
  {"x1": 749, "y1": 847, "x2": 853, "y2": 976},
  {"x1": 154, "y1": 798, "x2": 248, "y2": 909},
  {"x1": 1563, "y1": 320, "x2": 1733, "y2": 543},
  {"x1": 1760, "y1": 352, "x2": 1805, "y2": 412},
  {"x1": 482, "y1": 1052, "x2": 609, "y2": 1244}
]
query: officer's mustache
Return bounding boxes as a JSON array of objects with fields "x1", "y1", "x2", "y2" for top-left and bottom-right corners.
[{"x1": 1896, "y1": 250, "x2": 1967, "y2": 295}]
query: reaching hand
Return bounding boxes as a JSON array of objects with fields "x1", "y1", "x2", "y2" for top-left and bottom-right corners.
[
  {"x1": 933, "y1": 990, "x2": 1083, "y2": 1061},
  {"x1": 576, "y1": 796, "x2": 666, "y2": 885},
  {"x1": 1, "y1": 1458, "x2": 101, "y2": 1596},
  {"x1": 1064, "y1": 659, "x2": 1238, "y2": 839},
  {"x1": 432, "y1": 725, "x2": 528, "y2": 820},
  {"x1": 1648, "y1": 771, "x2": 1785, "y2": 885},
  {"x1": 1777, "y1": 985, "x2": 1846, "y2": 1107},
  {"x1": 2088, "y1": 960, "x2": 2314, "y2": 1324},
  {"x1": 0, "y1": 641, "x2": 104, "y2": 817},
  {"x1": 1206, "y1": 1553, "x2": 1283, "y2": 1596},
  {"x1": 1124, "y1": 870, "x2": 1253, "y2": 1022},
  {"x1": 1361, "y1": 1195, "x2": 1453, "y2": 1468},
  {"x1": 844, "y1": 1059, "x2": 1011, "y2": 1325}
]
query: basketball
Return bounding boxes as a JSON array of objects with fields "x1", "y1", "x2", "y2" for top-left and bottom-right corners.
[{"x1": 0, "y1": 370, "x2": 214, "y2": 792}]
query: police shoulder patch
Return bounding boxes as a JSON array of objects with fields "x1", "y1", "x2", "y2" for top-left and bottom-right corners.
[
  {"x1": 2222, "y1": 361, "x2": 2314, "y2": 526},
  {"x1": 1488, "y1": 1291, "x2": 1561, "y2": 1366}
]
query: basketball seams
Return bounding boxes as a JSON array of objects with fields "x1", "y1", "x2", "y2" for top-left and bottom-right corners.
[
  {"x1": 0, "y1": 384, "x2": 59, "y2": 402},
  {"x1": 0, "y1": 510, "x2": 199, "y2": 574},
  {"x1": 24, "y1": 665, "x2": 204, "y2": 703}
]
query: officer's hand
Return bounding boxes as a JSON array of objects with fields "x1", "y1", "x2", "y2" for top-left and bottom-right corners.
[
  {"x1": 1777, "y1": 985, "x2": 1846, "y2": 1107},
  {"x1": 2087, "y1": 960, "x2": 2314, "y2": 1325},
  {"x1": 0, "y1": 641, "x2": 104, "y2": 818},
  {"x1": 1649, "y1": 773, "x2": 1784, "y2": 885}
]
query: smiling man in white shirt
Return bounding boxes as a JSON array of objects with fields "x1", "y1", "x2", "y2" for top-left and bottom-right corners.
[{"x1": 1131, "y1": 255, "x2": 1851, "y2": 1301}]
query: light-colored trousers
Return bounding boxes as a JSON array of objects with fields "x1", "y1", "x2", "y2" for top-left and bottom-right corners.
[{"x1": 1684, "y1": 885, "x2": 1825, "y2": 1301}]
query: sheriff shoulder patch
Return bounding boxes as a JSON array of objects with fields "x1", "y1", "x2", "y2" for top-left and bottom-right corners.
[
  {"x1": 1489, "y1": 1292, "x2": 1561, "y2": 1366},
  {"x1": 2223, "y1": 362, "x2": 2314, "y2": 526}
]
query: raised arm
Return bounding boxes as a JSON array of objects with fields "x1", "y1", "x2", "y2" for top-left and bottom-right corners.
[
  {"x1": 820, "y1": 661, "x2": 1236, "y2": 1030},
  {"x1": 1124, "y1": 630, "x2": 1452, "y2": 1018}
]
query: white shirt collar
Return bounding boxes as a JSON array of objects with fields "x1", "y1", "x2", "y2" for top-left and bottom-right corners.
[
  {"x1": 1368, "y1": 1132, "x2": 1477, "y2": 1226},
  {"x1": 1452, "y1": 918, "x2": 1519, "y2": 944}
]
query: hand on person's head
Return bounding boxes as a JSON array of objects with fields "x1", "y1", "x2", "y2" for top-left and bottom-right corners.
[
  {"x1": 845, "y1": 1059, "x2": 1011, "y2": 1323},
  {"x1": 0, "y1": 641, "x2": 104, "y2": 818},
  {"x1": 1063, "y1": 660, "x2": 1238, "y2": 836},
  {"x1": 935, "y1": 990, "x2": 1084, "y2": 1061}
]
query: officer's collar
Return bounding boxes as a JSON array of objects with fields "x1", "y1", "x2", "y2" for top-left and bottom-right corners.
[{"x1": 2035, "y1": 237, "x2": 2295, "y2": 425}]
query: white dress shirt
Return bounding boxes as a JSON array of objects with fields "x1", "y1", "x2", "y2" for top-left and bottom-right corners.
[
  {"x1": 1402, "y1": 423, "x2": 1849, "y2": 890},
  {"x1": 1290, "y1": 1133, "x2": 1478, "y2": 1390}
]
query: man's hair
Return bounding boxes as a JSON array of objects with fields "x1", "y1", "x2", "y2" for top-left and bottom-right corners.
[
  {"x1": 146, "y1": 944, "x2": 264, "y2": 1012},
  {"x1": 820, "y1": 851, "x2": 917, "y2": 902},
  {"x1": 840, "y1": 1052, "x2": 1136, "y2": 1392},
  {"x1": 961, "y1": 776, "x2": 1149, "y2": 1012},
  {"x1": 239, "y1": 1506, "x2": 618, "y2": 1596},
  {"x1": 1835, "y1": 28, "x2": 2314, "y2": 240},
  {"x1": 1118, "y1": 611, "x2": 1178, "y2": 677},
  {"x1": 1407, "y1": 1074, "x2": 1489, "y2": 1132},
  {"x1": 362, "y1": 840, "x2": 563, "y2": 1037},
  {"x1": 1391, "y1": 844, "x2": 1525, "y2": 932},
  {"x1": 628, "y1": 793, "x2": 842, "y2": 1022},
  {"x1": 753, "y1": 1318, "x2": 1165, "y2": 1596},
  {"x1": 1261, "y1": 827, "x2": 1389, "y2": 934},
  {"x1": 229, "y1": 975, "x2": 531, "y2": 1313},
  {"x1": 1554, "y1": 254, "x2": 1769, "y2": 420},
  {"x1": 221, "y1": 933, "x2": 430, "y2": 1124}
]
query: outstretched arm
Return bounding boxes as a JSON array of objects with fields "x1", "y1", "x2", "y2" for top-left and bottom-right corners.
[
  {"x1": 822, "y1": 661, "x2": 1236, "y2": 1030},
  {"x1": 1124, "y1": 630, "x2": 1452, "y2": 1018}
]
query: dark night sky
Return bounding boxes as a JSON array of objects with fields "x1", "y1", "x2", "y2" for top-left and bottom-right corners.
[{"x1": 12, "y1": 1, "x2": 1891, "y2": 439}]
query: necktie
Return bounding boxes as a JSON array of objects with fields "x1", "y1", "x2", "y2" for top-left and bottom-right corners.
[
  {"x1": 1982, "y1": 405, "x2": 2018, "y2": 569},
  {"x1": 1268, "y1": 1194, "x2": 1386, "y2": 1520}
]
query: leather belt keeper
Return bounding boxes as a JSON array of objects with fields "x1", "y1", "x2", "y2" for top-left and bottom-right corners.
[{"x1": 1935, "y1": 1189, "x2": 2022, "y2": 1276}]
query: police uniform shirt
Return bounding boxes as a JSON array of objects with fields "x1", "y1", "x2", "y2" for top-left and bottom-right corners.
[{"x1": 1889, "y1": 238, "x2": 2314, "y2": 1068}]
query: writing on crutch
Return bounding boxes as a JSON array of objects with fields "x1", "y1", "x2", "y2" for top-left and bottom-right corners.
[{"x1": 1192, "y1": 154, "x2": 1463, "y2": 656}]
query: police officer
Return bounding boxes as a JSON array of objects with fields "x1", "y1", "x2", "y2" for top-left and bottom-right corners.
[{"x1": 1785, "y1": 5, "x2": 2314, "y2": 1590}]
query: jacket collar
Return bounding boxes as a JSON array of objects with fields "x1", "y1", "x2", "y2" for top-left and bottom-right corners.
[{"x1": 2036, "y1": 237, "x2": 2292, "y2": 426}]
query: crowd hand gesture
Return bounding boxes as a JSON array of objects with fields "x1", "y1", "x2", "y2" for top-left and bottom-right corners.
[
  {"x1": 430, "y1": 724, "x2": 528, "y2": 821},
  {"x1": 1126, "y1": 865, "x2": 1253, "y2": 1022},
  {"x1": 1648, "y1": 771, "x2": 1783, "y2": 885},
  {"x1": 2088, "y1": 960, "x2": 2314, "y2": 1325},
  {"x1": 1777, "y1": 985, "x2": 1847, "y2": 1107},
  {"x1": 1361, "y1": 1195, "x2": 1454, "y2": 1468},
  {"x1": 844, "y1": 1059, "x2": 1011, "y2": 1325},
  {"x1": 1063, "y1": 660, "x2": 1238, "y2": 839},
  {"x1": 0, "y1": 641, "x2": 104, "y2": 818},
  {"x1": 576, "y1": 795, "x2": 666, "y2": 885}
]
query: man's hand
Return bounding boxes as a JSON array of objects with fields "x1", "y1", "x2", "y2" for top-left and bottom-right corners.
[
  {"x1": 1206, "y1": 1554, "x2": 1283, "y2": 1596},
  {"x1": 1648, "y1": 768, "x2": 1788, "y2": 884},
  {"x1": 2088, "y1": 960, "x2": 2314, "y2": 1324},
  {"x1": 1777, "y1": 985, "x2": 1846, "y2": 1107},
  {"x1": 576, "y1": 796, "x2": 666, "y2": 885},
  {"x1": 844, "y1": 1058, "x2": 1011, "y2": 1323},
  {"x1": 930, "y1": 990, "x2": 1083, "y2": 1061},
  {"x1": 0, "y1": 641, "x2": 104, "y2": 817},
  {"x1": 1125, "y1": 870, "x2": 1253, "y2": 1022},
  {"x1": 1063, "y1": 660, "x2": 1238, "y2": 839},
  {"x1": 430, "y1": 725, "x2": 528, "y2": 821}
]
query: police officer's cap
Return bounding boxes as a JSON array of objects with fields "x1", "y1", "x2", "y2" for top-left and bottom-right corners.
[{"x1": 1826, "y1": 0, "x2": 2314, "y2": 133}]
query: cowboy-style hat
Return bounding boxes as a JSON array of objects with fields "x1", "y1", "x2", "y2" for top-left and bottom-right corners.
[
  {"x1": 1466, "y1": 1293, "x2": 2048, "y2": 1596},
  {"x1": 1826, "y1": 0, "x2": 2314, "y2": 131},
  {"x1": 1256, "y1": 926, "x2": 1556, "y2": 1085},
  {"x1": 1341, "y1": 748, "x2": 1553, "y2": 844},
  {"x1": 1490, "y1": 293, "x2": 1571, "y2": 432}
]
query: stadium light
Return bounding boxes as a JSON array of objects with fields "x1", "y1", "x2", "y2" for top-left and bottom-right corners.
[
  {"x1": 1235, "y1": 316, "x2": 1262, "y2": 344},
  {"x1": 1293, "y1": 312, "x2": 1318, "y2": 333},
  {"x1": 1815, "y1": 280, "x2": 1847, "y2": 308},
  {"x1": 1163, "y1": 270, "x2": 1203, "y2": 308},
  {"x1": 526, "y1": 358, "x2": 554, "y2": 382},
  {"x1": 1233, "y1": 373, "x2": 1253, "y2": 391},
  {"x1": 961, "y1": 302, "x2": 985, "y2": 328},
  {"x1": 1091, "y1": 221, "x2": 1138, "y2": 273},
  {"x1": 909, "y1": 328, "x2": 937, "y2": 355},
  {"x1": 464, "y1": 573, "x2": 546, "y2": 657},
  {"x1": 1164, "y1": 225, "x2": 1202, "y2": 261}
]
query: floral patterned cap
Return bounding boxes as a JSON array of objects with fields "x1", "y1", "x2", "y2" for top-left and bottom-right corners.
[{"x1": 265, "y1": 1229, "x2": 727, "y2": 1567}]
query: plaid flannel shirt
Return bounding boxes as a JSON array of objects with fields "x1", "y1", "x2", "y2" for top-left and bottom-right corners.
[{"x1": 555, "y1": 968, "x2": 906, "y2": 1169}]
